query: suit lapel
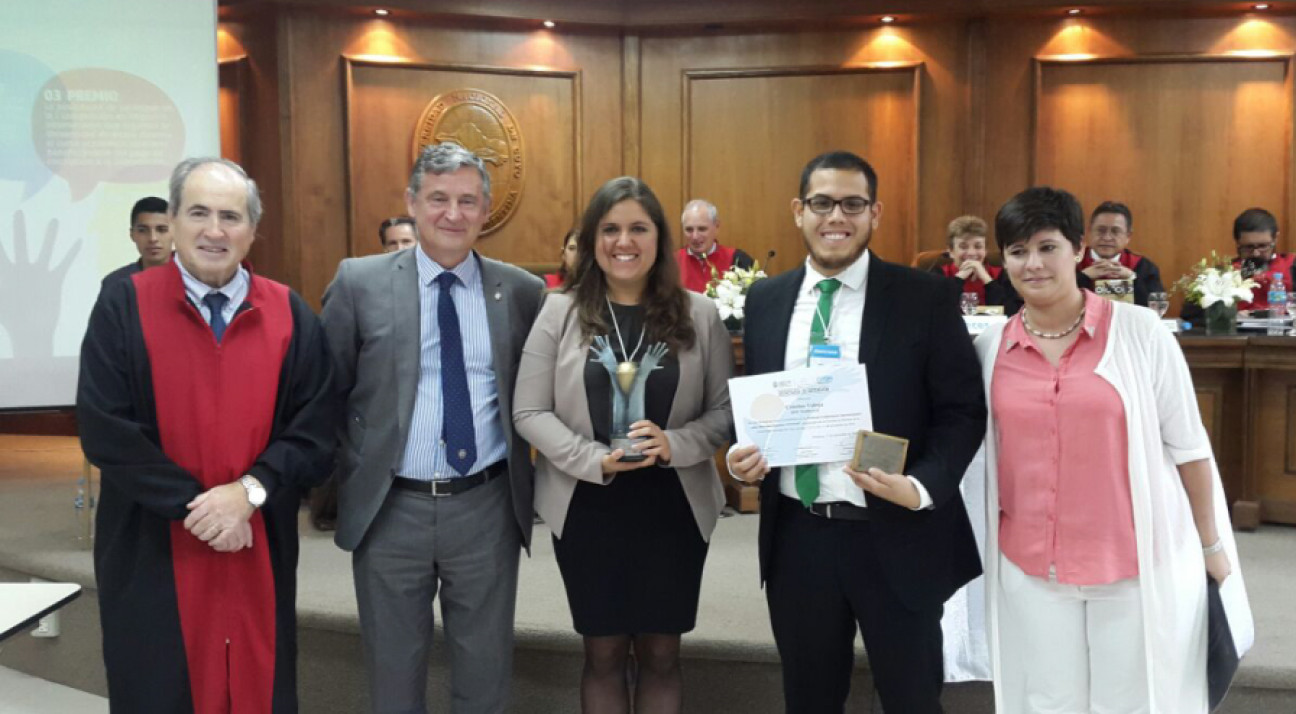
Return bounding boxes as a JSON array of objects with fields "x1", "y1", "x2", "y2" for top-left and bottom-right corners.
[
  {"x1": 392, "y1": 250, "x2": 421, "y2": 442},
  {"x1": 478, "y1": 255, "x2": 512, "y2": 405},
  {"x1": 860, "y1": 251, "x2": 893, "y2": 369},
  {"x1": 763, "y1": 267, "x2": 803, "y2": 373}
]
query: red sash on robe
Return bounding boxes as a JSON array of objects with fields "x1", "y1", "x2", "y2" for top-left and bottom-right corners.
[
  {"x1": 940, "y1": 259, "x2": 1002, "y2": 305},
  {"x1": 677, "y1": 244, "x2": 742, "y2": 293},
  {"x1": 134, "y1": 263, "x2": 291, "y2": 714},
  {"x1": 1232, "y1": 252, "x2": 1296, "y2": 310}
]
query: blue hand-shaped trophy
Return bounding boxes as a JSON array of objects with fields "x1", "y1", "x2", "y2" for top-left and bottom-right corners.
[{"x1": 590, "y1": 336, "x2": 668, "y2": 462}]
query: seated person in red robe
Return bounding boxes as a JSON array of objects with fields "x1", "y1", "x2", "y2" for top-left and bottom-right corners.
[
  {"x1": 927, "y1": 214, "x2": 1005, "y2": 308},
  {"x1": 1079, "y1": 201, "x2": 1164, "y2": 306},
  {"x1": 675, "y1": 199, "x2": 753, "y2": 293},
  {"x1": 544, "y1": 227, "x2": 578, "y2": 289},
  {"x1": 1183, "y1": 207, "x2": 1296, "y2": 325}
]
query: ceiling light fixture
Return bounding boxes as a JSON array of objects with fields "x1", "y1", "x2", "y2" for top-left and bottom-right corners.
[
  {"x1": 1254, "y1": 3, "x2": 1270, "y2": 8},
  {"x1": 880, "y1": 15, "x2": 895, "y2": 24},
  {"x1": 374, "y1": 8, "x2": 389, "y2": 16},
  {"x1": 1067, "y1": 8, "x2": 1082, "y2": 15},
  {"x1": 543, "y1": 20, "x2": 556, "y2": 28}
]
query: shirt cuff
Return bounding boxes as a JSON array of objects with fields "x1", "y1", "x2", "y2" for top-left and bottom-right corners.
[{"x1": 907, "y1": 475, "x2": 933, "y2": 510}]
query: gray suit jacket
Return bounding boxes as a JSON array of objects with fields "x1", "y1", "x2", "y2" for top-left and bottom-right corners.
[
  {"x1": 513, "y1": 291, "x2": 733, "y2": 541},
  {"x1": 321, "y1": 248, "x2": 544, "y2": 551}
]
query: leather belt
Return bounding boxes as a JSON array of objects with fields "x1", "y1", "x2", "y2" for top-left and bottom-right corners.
[
  {"x1": 799, "y1": 498, "x2": 870, "y2": 521},
  {"x1": 393, "y1": 461, "x2": 505, "y2": 497}
]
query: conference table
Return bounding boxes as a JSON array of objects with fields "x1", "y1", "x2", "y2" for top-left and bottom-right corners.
[
  {"x1": 0, "y1": 582, "x2": 81, "y2": 642},
  {"x1": 722, "y1": 330, "x2": 1296, "y2": 530}
]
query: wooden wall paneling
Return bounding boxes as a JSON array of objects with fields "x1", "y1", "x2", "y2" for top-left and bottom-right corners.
[
  {"x1": 342, "y1": 58, "x2": 582, "y2": 265},
  {"x1": 218, "y1": 57, "x2": 248, "y2": 165},
  {"x1": 622, "y1": 34, "x2": 641, "y2": 176},
  {"x1": 681, "y1": 65, "x2": 922, "y2": 265},
  {"x1": 1032, "y1": 54, "x2": 1291, "y2": 316}
]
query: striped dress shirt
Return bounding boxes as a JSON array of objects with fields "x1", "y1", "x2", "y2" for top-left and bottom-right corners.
[{"x1": 399, "y1": 248, "x2": 506, "y2": 479}]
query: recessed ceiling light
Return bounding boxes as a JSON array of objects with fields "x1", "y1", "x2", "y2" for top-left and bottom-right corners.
[
  {"x1": 543, "y1": 20, "x2": 556, "y2": 28},
  {"x1": 374, "y1": 8, "x2": 389, "y2": 16},
  {"x1": 1067, "y1": 8, "x2": 1083, "y2": 15},
  {"x1": 880, "y1": 15, "x2": 895, "y2": 24},
  {"x1": 1254, "y1": 3, "x2": 1270, "y2": 8}
]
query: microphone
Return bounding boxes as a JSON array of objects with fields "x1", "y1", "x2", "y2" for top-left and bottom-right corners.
[{"x1": 764, "y1": 249, "x2": 776, "y2": 273}]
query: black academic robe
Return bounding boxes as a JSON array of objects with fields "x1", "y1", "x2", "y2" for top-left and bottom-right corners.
[{"x1": 76, "y1": 263, "x2": 337, "y2": 713}]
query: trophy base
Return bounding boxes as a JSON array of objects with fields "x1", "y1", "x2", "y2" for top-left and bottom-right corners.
[{"x1": 611, "y1": 437, "x2": 648, "y2": 462}]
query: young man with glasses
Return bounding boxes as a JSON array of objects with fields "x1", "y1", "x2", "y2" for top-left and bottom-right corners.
[
  {"x1": 727, "y1": 150, "x2": 985, "y2": 712},
  {"x1": 1079, "y1": 201, "x2": 1164, "y2": 306},
  {"x1": 1231, "y1": 207, "x2": 1295, "y2": 310}
]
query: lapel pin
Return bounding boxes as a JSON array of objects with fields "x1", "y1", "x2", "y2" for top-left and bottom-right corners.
[{"x1": 494, "y1": 291, "x2": 502, "y2": 301}]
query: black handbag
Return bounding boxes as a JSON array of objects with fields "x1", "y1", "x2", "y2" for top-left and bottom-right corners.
[{"x1": 1206, "y1": 574, "x2": 1240, "y2": 711}]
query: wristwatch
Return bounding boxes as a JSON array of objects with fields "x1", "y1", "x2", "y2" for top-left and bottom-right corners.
[{"x1": 239, "y1": 475, "x2": 267, "y2": 508}]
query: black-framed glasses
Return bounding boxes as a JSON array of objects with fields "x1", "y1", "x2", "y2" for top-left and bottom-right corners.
[
  {"x1": 1238, "y1": 241, "x2": 1275, "y2": 256},
  {"x1": 804, "y1": 195, "x2": 872, "y2": 215}
]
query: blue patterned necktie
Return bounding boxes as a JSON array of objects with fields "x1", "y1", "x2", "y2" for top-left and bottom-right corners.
[
  {"x1": 435, "y1": 272, "x2": 476, "y2": 476},
  {"x1": 203, "y1": 292, "x2": 230, "y2": 342}
]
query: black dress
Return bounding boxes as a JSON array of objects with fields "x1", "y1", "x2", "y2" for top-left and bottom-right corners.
[{"x1": 552, "y1": 301, "x2": 710, "y2": 636}]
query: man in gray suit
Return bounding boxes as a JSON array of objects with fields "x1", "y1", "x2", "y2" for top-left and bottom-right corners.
[{"x1": 321, "y1": 141, "x2": 543, "y2": 713}]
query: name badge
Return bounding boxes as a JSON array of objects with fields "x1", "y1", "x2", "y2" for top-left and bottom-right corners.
[{"x1": 808, "y1": 344, "x2": 842, "y2": 367}]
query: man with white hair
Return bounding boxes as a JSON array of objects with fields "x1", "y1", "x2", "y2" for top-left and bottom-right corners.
[
  {"x1": 676, "y1": 198, "x2": 754, "y2": 292},
  {"x1": 78, "y1": 157, "x2": 338, "y2": 712}
]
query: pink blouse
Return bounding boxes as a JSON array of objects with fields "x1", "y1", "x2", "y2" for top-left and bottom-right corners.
[{"x1": 991, "y1": 290, "x2": 1137, "y2": 586}]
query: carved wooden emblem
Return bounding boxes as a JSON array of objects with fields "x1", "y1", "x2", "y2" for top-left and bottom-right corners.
[{"x1": 412, "y1": 88, "x2": 524, "y2": 235}]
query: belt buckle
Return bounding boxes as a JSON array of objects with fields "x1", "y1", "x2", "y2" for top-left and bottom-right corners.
[
  {"x1": 823, "y1": 503, "x2": 834, "y2": 519},
  {"x1": 430, "y1": 479, "x2": 452, "y2": 498}
]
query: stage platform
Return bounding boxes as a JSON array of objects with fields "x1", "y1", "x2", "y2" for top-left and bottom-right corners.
[{"x1": 2, "y1": 435, "x2": 1294, "y2": 712}]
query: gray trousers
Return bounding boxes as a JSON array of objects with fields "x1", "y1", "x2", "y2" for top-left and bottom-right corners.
[{"x1": 354, "y1": 475, "x2": 521, "y2": 714}]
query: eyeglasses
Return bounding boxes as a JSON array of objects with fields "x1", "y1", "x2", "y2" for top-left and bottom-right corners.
[
  {"x1": 1091, "y1": 227, "x2": 1127, "y2": 238},
  {"x1": 1238, "y1": 241, "x2": 1276, "y2": 256},
  {"x1": 804, "y1": 195, "x2": 872, "y2": 215}
]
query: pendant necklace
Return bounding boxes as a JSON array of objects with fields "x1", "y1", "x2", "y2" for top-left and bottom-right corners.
[{"x1": 607, "y1": 296, "x2": 647, "y2": 393}]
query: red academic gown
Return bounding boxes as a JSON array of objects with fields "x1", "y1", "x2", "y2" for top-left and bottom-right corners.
[
  {"x1": 676, "y1": 245, "x2": 754, "y2": 293},
  {"x1": 77, "y1": 262, "x2": 337, "y2": 713},
  {"x1": 1234, "y1": 252, "x2": 1296, "y2": 310}
]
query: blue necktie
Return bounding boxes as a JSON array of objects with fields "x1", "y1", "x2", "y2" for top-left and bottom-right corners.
[
  {"x1": 203, "y1": 292, "x2": 230, "y2": 342},
  {"x1": 435, "y1": 272, "x2": 476, "y2": 476}
]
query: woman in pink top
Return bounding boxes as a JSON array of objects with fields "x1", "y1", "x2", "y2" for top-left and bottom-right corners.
[{"x1": 972, "y1": 187, "x2": 1253, "y2": 713}]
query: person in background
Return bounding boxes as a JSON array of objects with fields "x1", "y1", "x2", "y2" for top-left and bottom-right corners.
[
  {"x1": 1182, "y1": 207, "x2": 1296, "y2": 325},
  {"x1": 675, "y1": 199, "x2": 754, "y2": 293},
  {"x1": 378, "y1": 215, "x2": 417, "y2": 252},
  {"x1": 975, "y1": 186, "x2": 1252, "y2": 713},
  {"x1": 544, "y1": 226, "x2": 579, "y2": 289},
  {"x1": 1079, "y1": 201, "x2": 1164, "y2": 306},
  {"x1": 102, "y1": 196, "x2": 172, "y2": 285},
  {"x1": 928, "y1": 214, "x2": 1004, "y2": 307},
  {"x1": 515, "y1": 177, "x2": 733, "y2": 714}
]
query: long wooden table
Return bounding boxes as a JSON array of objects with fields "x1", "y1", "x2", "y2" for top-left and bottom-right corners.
[{"x1": 723, "y1": 332, "x2": 1296, "y2": 528}]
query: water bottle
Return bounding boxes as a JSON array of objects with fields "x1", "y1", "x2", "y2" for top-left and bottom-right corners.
[{"x1": 1268, "y1": 272, "x2": 1287, "y2": 335}]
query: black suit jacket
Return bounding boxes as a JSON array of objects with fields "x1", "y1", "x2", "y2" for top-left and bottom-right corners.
[{"x1": 745, "y1": 253, "x2": 986, "y2": 612}]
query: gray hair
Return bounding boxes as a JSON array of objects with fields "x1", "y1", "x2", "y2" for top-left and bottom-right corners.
[
  {"x1": 408, "y1": 142, "x2": 492, "y2": 205},
  {"x1": 168, "y1": 157, "x2": 263, "y2": 226},
  {"x1": 682, "y1": 199, "x2": 718, "y2": 224}
]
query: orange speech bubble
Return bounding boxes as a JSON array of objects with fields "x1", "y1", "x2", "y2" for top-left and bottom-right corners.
[{"x1": 31, "y1": 69, "x2": 185, "y2": 201}]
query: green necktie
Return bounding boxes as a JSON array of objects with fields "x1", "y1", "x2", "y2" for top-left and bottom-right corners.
[{"x1": 795, "y1": 278, "x2": 842, "y2": 507}]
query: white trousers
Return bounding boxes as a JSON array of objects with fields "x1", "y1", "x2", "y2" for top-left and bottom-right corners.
[{"x1": 998, "y1": 554, "x2": 1150, "y2": 714}]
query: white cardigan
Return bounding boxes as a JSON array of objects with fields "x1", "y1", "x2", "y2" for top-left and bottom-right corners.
[{"x1": 974, "y1": 301, "x2": 1254, "y2": 712}]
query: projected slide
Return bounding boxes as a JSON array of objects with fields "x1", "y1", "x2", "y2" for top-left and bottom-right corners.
[{"x1": 0, "y1": 0, "x2": 219, "y2": 409}]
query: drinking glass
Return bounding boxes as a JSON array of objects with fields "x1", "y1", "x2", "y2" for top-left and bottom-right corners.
[
  {"x1": 1148, "y1": 292, "x2": 1170, "y2": 318},
  {"x1": 960, "y1": 292, "x2": 979, "y2": 316}
]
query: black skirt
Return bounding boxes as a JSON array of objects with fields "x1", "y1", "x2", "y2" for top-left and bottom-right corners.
[{"x1": 553, "y1": 465, "x2": 708, "y2": 636}]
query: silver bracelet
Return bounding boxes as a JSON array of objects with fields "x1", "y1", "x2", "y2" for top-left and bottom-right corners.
[{"x1": 1202, "y1": 539, "x2": 1225, "y2": 556}]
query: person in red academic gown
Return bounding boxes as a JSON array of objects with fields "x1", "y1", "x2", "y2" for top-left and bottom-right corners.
[
  {"x1": 1078, "y1": 201, "x2": 1164, "y2": 307},
  {"x1": 77, "y1": 158, "x2": 337, "y2": 714},
  {"x1": 928, "y1": 215, "x2": 1005, "y2": 307},
  {"x1": 675, "y1": 199, "x2": 753, "y2": 293},
  {"x1": 1181, "y1": 207, "x2": 1296, "y2": 325}
]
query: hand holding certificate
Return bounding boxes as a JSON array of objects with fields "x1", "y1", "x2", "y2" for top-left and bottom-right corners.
[{"x1": 728, "y1": 363, "x2": 872, "y2": 468}]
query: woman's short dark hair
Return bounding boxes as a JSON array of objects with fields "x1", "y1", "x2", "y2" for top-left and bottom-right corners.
[
  {"x1": 569, "y1": 177, "x2": 695, "y2": 353},
  {"x1": 994, "y1": 186, "x2": 1085, "y2": 253},
  {"x1": 1233, "y1": 207, "x2": 1279, "y2": 241}
]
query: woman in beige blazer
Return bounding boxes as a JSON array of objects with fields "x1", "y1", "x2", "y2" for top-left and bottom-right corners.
[{"x1": 514, "y1": 176, "x2": 733, "y2": 713}]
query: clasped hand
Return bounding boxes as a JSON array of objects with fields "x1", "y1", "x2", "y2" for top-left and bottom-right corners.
[
  {"x1": 727, "y1": 446, "x2": 922, "y2": 509},
  {"x1": 600, "y1": 420, "x2": 670, "y2": 474},
  {"x1": 184, "y1": 482, "x2": 255, "y2": 552}
]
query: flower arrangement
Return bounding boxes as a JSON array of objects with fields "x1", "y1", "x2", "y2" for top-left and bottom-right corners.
[
  {"x1": 1172, "y1": 252, "x2": 1257, "y2": 334},
  {"x1": 706, "y1": 263, "x2": 767, "y2": 332}
]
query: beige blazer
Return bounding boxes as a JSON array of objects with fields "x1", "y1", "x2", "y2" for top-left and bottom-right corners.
[{"x1": 513, "y1": 290, "x2": 733, "y2": 540}]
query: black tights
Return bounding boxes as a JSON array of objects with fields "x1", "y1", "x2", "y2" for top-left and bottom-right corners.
[{"x1": 580, "y1": 633, "x2": 682, "y2": 714}]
